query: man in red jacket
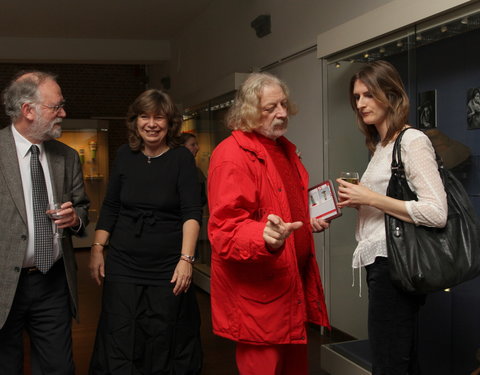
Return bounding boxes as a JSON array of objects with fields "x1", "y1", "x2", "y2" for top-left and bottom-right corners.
[{"x1": 208, "y1": 72, "x2": 330, "y2": 375}]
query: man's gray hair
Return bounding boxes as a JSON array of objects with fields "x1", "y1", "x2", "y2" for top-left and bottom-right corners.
[
  {"x1": 3, "y1": 71, "x2": 57, "y2": 122},
  {"x1": 225, "y1": 72, "x2": 297, "y2": 132}
]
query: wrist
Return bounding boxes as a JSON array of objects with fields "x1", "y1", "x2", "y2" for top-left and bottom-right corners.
[
  {"x1": 180, "y1": 254, "x2": 195, "y2": 264},
  {"x1": 367, "y1": 191, "x2": 379, "y2": 208},
  {"x1": 91, "y1": 242, "x2": 106, "y2": 249},
  {"x1": 266, "y1": 242, "x2": 283, "y2": 253}
]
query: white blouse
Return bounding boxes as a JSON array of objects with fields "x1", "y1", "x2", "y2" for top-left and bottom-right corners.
[{"x1": 352, "y1": 129, "x2": 448, "y2": 269}]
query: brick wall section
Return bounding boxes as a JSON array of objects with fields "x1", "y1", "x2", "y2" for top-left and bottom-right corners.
[{"x1": 0, "y1": 63, "x2": 147, "y2": 167}]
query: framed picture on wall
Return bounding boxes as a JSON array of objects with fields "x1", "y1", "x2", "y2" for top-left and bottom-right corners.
[
  {"x1": 417, "y1": 90, "x2": 436, "y2": 129},
  {"x1": 467, "y1": 87, "x2": 480, "y2": 130}
]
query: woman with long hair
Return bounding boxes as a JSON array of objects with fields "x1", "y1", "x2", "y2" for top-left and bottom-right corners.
[{"x1": 337, "y1": 61, "x2": 447, "y2": 374}]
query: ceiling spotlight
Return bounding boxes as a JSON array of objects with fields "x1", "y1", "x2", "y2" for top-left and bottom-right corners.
[
  {"x1": 396, "y1": 40, "x2": 403, "y2": 47},
  {"x1": 335, "y1": 62, "x2": 341, "y2": 68},
  {"x1": 461, "y1": 17, "x2": 469, "y2": 25},
  {"x1": 363, "y1": 52, "x2": 369, "y2": 58},
  {"x1": 441, "y1": 25, "x2": 448, "y2": 32},
  {"x1": 379, "y1": 47, "x2": 386, "y2": 54},
  {"x1": 416, "y1": 33, "x2": 422, "y2": 41}
]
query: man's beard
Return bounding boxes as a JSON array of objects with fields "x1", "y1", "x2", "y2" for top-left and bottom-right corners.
[
  {"x1": 29, "y1": 112, "x2": 62, "y2": 142},
  {"x1": 256, "y1": 119, "x2": 288, "y2": 140}
]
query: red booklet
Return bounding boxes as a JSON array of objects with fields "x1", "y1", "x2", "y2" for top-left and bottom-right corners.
[{"x1": 308, "y1": 180, "x2": 342, "y2": 221}]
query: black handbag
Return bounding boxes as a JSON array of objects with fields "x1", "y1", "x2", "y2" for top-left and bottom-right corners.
[{"x1": 385, "y1": 127, "x2": 480, "y2": 294}]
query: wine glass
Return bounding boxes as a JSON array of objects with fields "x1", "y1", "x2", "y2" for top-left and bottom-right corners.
[
  {"x1": 340, "y1": 171, "x2": 359, "y2": 185},
  {"x1": 46, "y1": 202, "x2": 64, "y2": 239}
]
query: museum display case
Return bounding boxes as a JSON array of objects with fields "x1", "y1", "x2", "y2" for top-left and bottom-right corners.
[
  {"x1": 182, "y1": 92, "x2": 235, "y2": 292},
  {"x1": 58, "y1": 119, "x2": 109, "y2": 248},
  {"x1": 321, "y1": 3, "x2": 480, "y2": 374}
]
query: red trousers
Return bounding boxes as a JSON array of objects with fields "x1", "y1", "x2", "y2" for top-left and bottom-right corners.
[{"x1": 236, "y1": 342, "x2": 308, "y2": 375}]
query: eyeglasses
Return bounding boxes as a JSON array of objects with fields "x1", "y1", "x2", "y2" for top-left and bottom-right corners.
[{"x1": 39, "y1": 101, "x2": 66, "y2": 113}]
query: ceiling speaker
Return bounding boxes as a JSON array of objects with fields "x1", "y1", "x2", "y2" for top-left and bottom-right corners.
[{"x1": 251, "y1": 15, "x2": 271, "y2": 38}]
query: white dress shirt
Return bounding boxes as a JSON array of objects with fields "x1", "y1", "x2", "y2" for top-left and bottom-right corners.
[
  {"x1": 353, "y1": 129, "x2": 448, "y2": 270},
  {"x1": 12, "y1": 125, "x2": 62, "y2": 268}
]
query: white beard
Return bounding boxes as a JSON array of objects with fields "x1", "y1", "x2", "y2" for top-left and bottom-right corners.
[
  {"x1": 255, "y1": 119, "x2": 288, "y2": 140},
  {"x1": 29, "y1": 111, "x2": 63, "y2": 141}
]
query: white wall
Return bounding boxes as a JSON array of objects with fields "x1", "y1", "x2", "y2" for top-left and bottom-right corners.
[
  {"x1": 268, "y1": 51, "x2": 327, "y2": 300},
  {"x1": 166, "y1": 0, "x2": 392, "y2": 104},
  {"x1": 324, "y1": 61, "x2": 370, "y2": 339},
  {"x1": 0, "y1": 37, "x2": 170, "y2": 63}
]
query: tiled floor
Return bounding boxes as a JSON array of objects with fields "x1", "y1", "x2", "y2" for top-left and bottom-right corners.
[{"x1": 23, "y1": 249, "x2": 346, "y2": 374}]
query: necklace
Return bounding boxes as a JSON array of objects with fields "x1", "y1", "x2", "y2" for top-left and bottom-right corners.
[{"x1": 143, "y1": 148, "x2": 169, "y2": 163}]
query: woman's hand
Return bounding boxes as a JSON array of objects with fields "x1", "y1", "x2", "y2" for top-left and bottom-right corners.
[
  {"x1": 336, "y1": 178, "x2": 413, "y2": 222},
  {"x1": 171, "y1": 259, "x2": 193, "y2": 296},
  {"x1": 89, "y1": 245, "x2": 105, "y2": 286},
  {"x1": 311, "y1": 217, "x2": 330, "y2": 232},
  {"x1": 336, "y1": 178, "x2": 373, "y2": 209}
]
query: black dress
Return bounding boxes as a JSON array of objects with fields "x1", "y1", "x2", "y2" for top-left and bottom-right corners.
[{"x1": 89, "y1": 145, "x2": 203, "y2": 375}]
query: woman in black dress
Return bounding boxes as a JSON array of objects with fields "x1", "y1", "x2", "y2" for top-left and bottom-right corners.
[{"x1": 88, "y1": 89, "x2": 203, "y2": 374}]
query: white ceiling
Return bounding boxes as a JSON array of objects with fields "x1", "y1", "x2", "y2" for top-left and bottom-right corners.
[{"x1": 0, "y1": 0, "x2": 213, "y2": 40}]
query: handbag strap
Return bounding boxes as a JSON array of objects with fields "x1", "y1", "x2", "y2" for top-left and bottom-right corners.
[
  {"x1": 391, "y1": 127, "x2": 444, "y2": 179},
  {"x1": 391, "y1": 127, "x2": 411, "y2": 178}
]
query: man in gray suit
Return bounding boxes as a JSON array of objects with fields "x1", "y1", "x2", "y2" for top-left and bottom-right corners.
[{"x1": 0, "y1": 71, "x2": 89, "y2": 374}]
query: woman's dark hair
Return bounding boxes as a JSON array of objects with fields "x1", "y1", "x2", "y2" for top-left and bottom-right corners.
[
  {"x1": 179, "y1": 132, "x2": 196, "y2": 145},
  {"x1": 126, "y1": 89, "x2": 182, "y2": 151},
  {"x1": 349, "y1": 60, "x2": 409, "y2": 153}
]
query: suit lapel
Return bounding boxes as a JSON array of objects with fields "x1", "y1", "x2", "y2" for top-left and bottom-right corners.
[
  {"x1": 0, "y1": 126, "x2": 27, "y2": 224},
  {"x1": 44, "y1": 141, "x2": 65, "y2": 202}
]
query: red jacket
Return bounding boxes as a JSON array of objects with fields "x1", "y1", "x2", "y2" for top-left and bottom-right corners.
[{"x1": 207, "y1": 130, "x2": 330, "y2": 345}]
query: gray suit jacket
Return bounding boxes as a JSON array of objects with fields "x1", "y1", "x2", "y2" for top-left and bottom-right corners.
[{"x1": 0, "y1": 125, "x2": 89, "y2": 328}]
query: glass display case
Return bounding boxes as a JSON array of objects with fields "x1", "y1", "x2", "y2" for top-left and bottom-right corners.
[
  {"x1": 58, "y1": 119, "x2": 109, "y2": 248},
  {"x1": 322, "y1": 3, "x2": 480, "y2": 374},
  {"x1": 182, "y1": 92, "x2": 235, "y2": 292}
]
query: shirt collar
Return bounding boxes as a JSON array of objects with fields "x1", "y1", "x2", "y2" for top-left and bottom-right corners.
[{"x1": 11, "y1": 124, "x2": 45, "y2": 158}]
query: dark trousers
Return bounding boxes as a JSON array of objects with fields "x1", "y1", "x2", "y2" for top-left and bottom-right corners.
[
  {"x1": 366, "y1": 257, "x2": 424, "y2": 375},
  {"x1": 0, "y1": 259, "x2": 74, "y2": 375}
]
